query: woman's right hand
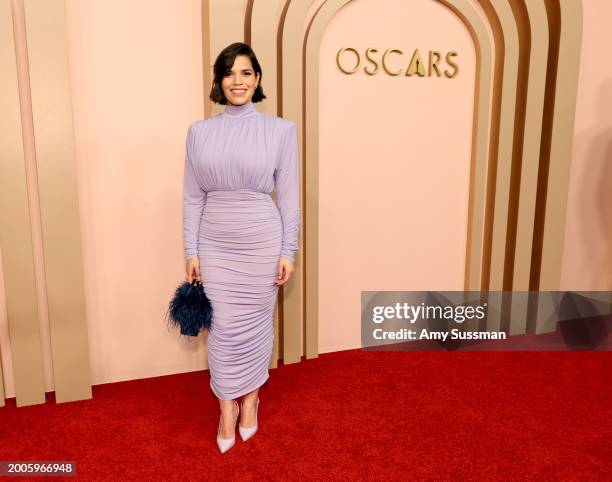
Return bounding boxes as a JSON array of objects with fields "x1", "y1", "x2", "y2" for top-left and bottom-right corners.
[{"x1": 186, "y1": 256, "x2": 201, "y2": 283}]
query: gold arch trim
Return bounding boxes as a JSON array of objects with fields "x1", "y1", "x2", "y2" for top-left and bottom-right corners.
[
  {"x1": 478, "y1": 0, "x2": 521, "y2": 293},
  {"x1": 278, "y1": 0, "x2": 312, "y2": 365},
  {"x1": 537, "y1": 0, "x2": 583, "y2": 292},
  {"x1": 509, "y1": 0, "x2": 548, "y2": 334},
  {"x1": 435, "y1": 0, "x2": 495, "y2": 290}
]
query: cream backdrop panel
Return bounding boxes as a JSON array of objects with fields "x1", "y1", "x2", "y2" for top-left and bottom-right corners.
[
  {"x1": 318, "y1": 0, "x2": 477, "y2": 353},
  {"x1": 561, "y1": 0, "x2": 612, "y2": 291},
  {"x1": 64, "y1": 0, "x2": 205, "y2": 386}
]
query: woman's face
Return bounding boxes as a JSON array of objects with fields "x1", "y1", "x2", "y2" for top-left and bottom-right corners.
[{"x1": 221, "y1": 55, "x2": 260, "y2": 105}]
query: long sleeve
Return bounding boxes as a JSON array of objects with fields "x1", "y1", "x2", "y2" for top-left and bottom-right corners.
[
  {"x1": 274, "y1": 121, "x2": 301, "y2": 261},
  {"x1": 183, "y1": 124, "x2": 207, "y2": 260}
]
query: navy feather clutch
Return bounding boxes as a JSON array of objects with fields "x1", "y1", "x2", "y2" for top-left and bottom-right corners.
[{"x1": 166, "y1": 279, "x2": 213, "y2": 337}]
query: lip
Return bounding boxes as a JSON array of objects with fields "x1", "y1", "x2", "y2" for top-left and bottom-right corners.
[{"x1": 231, "y1": 89, "x2": 247, "y2": 94}]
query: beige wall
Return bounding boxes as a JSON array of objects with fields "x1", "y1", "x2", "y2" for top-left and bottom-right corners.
[
  {"x1": 560, "y1": 0, "x2": 612, "y2": 291},
  {"x1": 65, "y1": 0, "x2": 207, "y2": 386},
  {"x1": 1, "y1": 0, "x2": 207, "y2": 398},
  {"x1": 0, "y1": 0, "x2": 609, "y2": 399}
]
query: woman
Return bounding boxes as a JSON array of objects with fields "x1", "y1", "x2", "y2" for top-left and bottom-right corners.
[{"x1": 182, "y1": 42, "x2": 300, "y2": 453}]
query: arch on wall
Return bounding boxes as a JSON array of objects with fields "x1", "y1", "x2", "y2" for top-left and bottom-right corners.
[
  {"x1": 472, "y1": 0, "x2": 522, "y2": 334},
  {"x1": 531, "y1": 0, "x2": 584, "y2": 335},
  {"x1": 205, "y1": 0, "x2": 583, "y2": 358},
  {"x1": 303, "y1": 0, "x2": 496, "y2": 357},
  {"x1": 246, "y1": 0, "x2": 287, "y2": 370},
  {"x1": 477, "y1": 0, "x2": 520, "y2": 293},
  {"x1": 508, "y1": 0, "x2": 548, "y2": 334},
  {"x1": 277, "y1": 0, "x2": 312, "y2": 365},
  {"x1": 535, "y1": 0, "x2": 583, "y2": 292}
]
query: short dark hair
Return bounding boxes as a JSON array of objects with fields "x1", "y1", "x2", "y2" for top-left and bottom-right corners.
[{"x1": 209, "y1": 42, "x2": 267, "y2": 105}]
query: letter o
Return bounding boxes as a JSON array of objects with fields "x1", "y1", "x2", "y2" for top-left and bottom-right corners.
[{"x1": 336, "y1": 47, "x2": 360, "y2": 74}]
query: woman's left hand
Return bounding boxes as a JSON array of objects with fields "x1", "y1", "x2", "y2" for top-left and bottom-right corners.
[{"x1": 275, "y1": 256, "x2": 294, "y2": 286}]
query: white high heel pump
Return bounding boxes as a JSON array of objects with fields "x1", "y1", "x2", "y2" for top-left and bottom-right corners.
[
  {"x1": 216, "y1": 399, "x2": 239, "y2": 453},
  {"x1": 238, "y1": 398, "x2": 259, "y2": 441}
]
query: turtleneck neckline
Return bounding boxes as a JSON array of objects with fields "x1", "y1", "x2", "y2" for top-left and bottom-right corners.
[{"x1": 223, "y1": 100, "x2": 258, "y2": 118}]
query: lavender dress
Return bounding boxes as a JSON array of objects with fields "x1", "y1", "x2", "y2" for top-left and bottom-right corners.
[{"x1": 182, "y1": 100, "x2": 300, "y2": 400}]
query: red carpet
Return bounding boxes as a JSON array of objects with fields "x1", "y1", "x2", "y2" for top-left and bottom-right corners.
[{"x1": 1, "y1": 350, "x2": 610, "y2": 480}]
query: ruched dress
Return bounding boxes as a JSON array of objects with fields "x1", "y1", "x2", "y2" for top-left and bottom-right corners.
[{"x1": 182, "y1": 100, "x2": 300, "y2": 400}]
